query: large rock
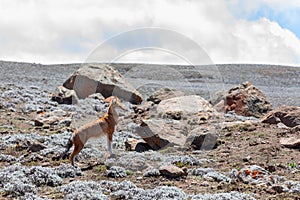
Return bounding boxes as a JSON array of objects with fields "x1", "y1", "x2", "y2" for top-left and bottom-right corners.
[
  {"x1": 134, "y1": 119, "x2": 187, "y2": 150},
  {"x1": 157, "y1": 95, "x2": 215, "y2": 115},
  {"x1": 214, "y1": 82, "x2": 272, "y2": 118},
  {"x1": 147, "y1": 88, "x2": 185, "y2": 104},
  {"x1": 63, "y1": 64, "x2": 143, "y2": 104},
  {"x1": 261, "y1": 106, "x2": 300, "y2": 127},
  {"x1": 133, "y1": 95, "x2": 218, "y2": 150},
  {"x1": 185, "y1": 127, "x2": 218, "y2": 150}
]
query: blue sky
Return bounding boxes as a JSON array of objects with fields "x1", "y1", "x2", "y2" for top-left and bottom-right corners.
[
  {"x1": 230, "y1": 2, "x2": 300, "y2": 39},
  {"x1": 0, "y1": 0, "x2": 300, "y2": 65}
]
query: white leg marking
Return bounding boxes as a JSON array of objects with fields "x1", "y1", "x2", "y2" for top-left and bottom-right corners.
[{"x1": 107, "y1": 136, "x2": 113, "y2": 155}]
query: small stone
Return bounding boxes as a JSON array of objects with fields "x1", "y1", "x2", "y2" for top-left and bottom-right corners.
[
  {"x1": 159, "y1": 165, "x2": 187, "y2": 178},
  {"x1": 265, "y1": 165, "x2": 276, "y2": 173},
  {"x1": 27, "y1": 142, "x2": 47, "y2": 152},
  {"x1": 242, "y1": 156, "x2": 251, "y2": 162},
  {"x1": 225, "y1": 132, "x2": 232, "y2": 137},
  {"x1": 271, "y1": 184, "x2": 288, "y2": 193}
]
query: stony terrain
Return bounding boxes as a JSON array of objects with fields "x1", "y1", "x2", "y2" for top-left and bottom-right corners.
[{"x1": 0, "y1": 60, "x2": 300, "y2": 199}]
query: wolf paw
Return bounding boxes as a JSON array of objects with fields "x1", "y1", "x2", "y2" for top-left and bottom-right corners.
[{"x1": 105, "y1": 152, "x2": 116, "y2": 158}]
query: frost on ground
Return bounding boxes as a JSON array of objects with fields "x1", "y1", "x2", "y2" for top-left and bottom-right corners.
[
  {"x1": 106, "y1": 166, "x2": 127, "y2": 178},
  {"x1": 191, "y1": 191, "x2": 256, "y2": 200},
  {"x1": 0, "y1": 163, "x2": 81, "y2": 198},
  {"x1": 0, "y1": 164, "x2": 61, "y2": 197},
  {"x1": 60, "y1": 179, "x2": 257, "y2": 200},
  {"x1": 189, "y1": 167, "x2": 232, "y2": 183},
  {"x1": 60, "y1": 181, "x2": 107, "y2": 200},
  {"x1": 61, "y1": 180, "x2": 187, "y2": 200}
]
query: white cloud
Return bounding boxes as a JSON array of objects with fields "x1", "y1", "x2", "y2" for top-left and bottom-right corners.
[{"x1": 0, "y1": 0, "x2": 299, "y2": 66}]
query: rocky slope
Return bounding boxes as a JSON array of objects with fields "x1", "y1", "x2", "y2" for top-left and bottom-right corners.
[{"x1": 0, "y1": 61, "x2": 299, "y2": 199}]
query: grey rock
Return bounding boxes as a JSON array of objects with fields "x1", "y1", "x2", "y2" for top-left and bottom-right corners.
[
  {"x1": 147, "y1": 87, "x2": 185, "y2": 104},
  {"x1": 157, "y1": 95, "x2": 215, "y2": 115},
  {"x1": 185, "y1": 127, "x2": 218, "y2": 150},
  {"x1": 134, "y1": 119, "x2": 187, "y2": 150},
  {"x1": 63, "y1": 64, "x2": 143, "y2": 104},
  {"x1": 261, "y1": 106, "x2": 300, "y2": 127}
]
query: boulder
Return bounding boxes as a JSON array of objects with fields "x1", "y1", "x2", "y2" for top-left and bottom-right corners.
[
  {"x1": 214, "y1": 82, "x2": 272, "y2": 118},
  {"x1": 63, "y1": 64, "x2": 143, "y2": 104},
  {"x1": 134, "y1": 120, "x2": 186, "y2": 150},
  {"x1": 132, "y1": 95, "x2": 218, "y2": 150},
  {"x1": 261, "y1": 106, "x2": 300, "y2": 128},
  {"x1": 185, "y1": 127, "x2": 218, "y2": 150},
  {"x1": 157, "y1": 95, "x2": 215, "y2": 115},
  {"x1": 147, "y1": 88, "x2": 185, "y2": 104}
]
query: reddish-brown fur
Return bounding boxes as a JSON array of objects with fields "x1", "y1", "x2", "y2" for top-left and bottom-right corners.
[{"x1": 64, "y1": 96, "x2": 125, "y2": 166}]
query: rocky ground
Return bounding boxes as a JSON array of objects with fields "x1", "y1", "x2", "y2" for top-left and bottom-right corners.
[{"x1": 0, "y1": 61, "x2": 300, "y2": 200}]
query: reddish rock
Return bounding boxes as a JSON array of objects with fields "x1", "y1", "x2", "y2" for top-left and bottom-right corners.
[
  {"x1": 214, "y1": 82, "x2": 272, "y2": 118},
  {"x1": 261, "y1": 106, "x2": 300, "y2": 128}
]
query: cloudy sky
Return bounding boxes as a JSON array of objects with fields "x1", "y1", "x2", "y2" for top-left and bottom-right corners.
[{"x1": 1, "y1": 0, "x2": 300, "y2": 65}]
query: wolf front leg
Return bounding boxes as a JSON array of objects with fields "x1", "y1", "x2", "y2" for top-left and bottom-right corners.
[{"x1": 107, "y1": 132, "x2": 113, "y2": 156}]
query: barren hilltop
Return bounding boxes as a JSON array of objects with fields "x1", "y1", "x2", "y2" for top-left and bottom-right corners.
[{"x1": 0, "y1": 61, "x2": 300, "y2": 199}]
